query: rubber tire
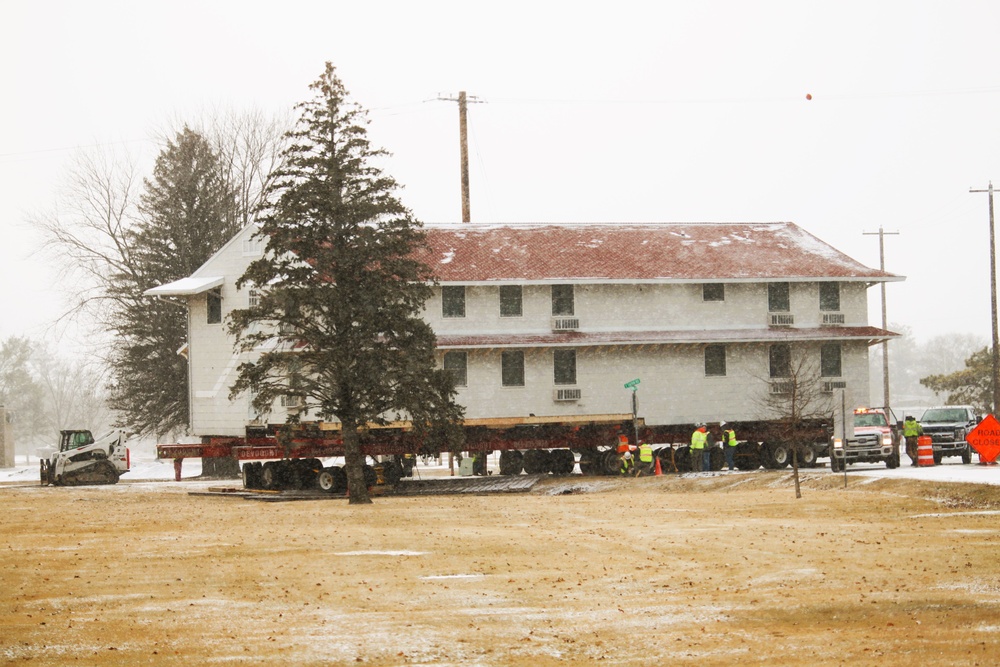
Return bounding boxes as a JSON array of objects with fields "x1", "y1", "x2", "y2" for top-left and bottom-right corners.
[
  {"x1": 600, "y1": 449, "x2": 623, "y2": 476},
  {"x1": 261, "y1": 461, "x2": 279, "y2": 490},
  {"x1": 962, "y1": 445, "x2": 972, "y2": 464},
  {"x1": 886, "y1": 450, "x2": 900, "y2": 469},
  {"x1": 933, "y1": 450, "x2": 943, "y2": 465},
  {"x1": 734, "y1": 442, "x2": 761, "y2": 471},
  {"x1": 797, "y1": 446, "x2": 817, "y2": 468},
  {"x1": 498, "y1": 450, "x2": 524, "y2": 476},
  {"x1": 548, "y1": 449, "x2": 576, "y2": 475},
  {"x1": 380, "y1": 460, "x2": 403, "y2": 485},
  {"x1": 317, "y1": 467, "x2": 338, "y2": 492},
  {"x1": 830, "y1": 455, "x2": 842, "y2": 473},
  {"x1": 242, "y1": 462, "x2": 258, "y2": 489},
  {"x1": 522, "y1": 449, "x2": 551, "y2": 475},
  {"x1": 674, "y1": 445, "x2": 692, "y2": 473}
]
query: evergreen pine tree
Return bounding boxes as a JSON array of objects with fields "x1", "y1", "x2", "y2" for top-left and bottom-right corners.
[
  {"x1": 229, "y1": 63, "x2": 463, "y2": 504},
  {"x1": 108, "y1": 127, "x2": 238, "y2": 437}
]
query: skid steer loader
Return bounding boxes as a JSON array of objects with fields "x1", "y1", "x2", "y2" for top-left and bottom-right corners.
[{"x1": 40, "y1": 429, "x2": 130, "y2": 486}]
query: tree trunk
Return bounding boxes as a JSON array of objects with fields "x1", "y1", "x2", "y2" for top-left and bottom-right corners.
[
  {"x1": 343, "y1": 423, "x2": 372, "y2": 504},
  {"x1": 792, "y1": 446, "x2": 802, "y2": 499}
]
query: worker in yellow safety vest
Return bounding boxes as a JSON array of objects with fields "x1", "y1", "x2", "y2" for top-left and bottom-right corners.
[
  {"x1": 620, "y1": 449, "x2": 634, "y2": 475},
  {"x1": 636, "y1": 442, "x2": 654, "y2": 476},
  {"x1": 690, "y1": 424, "x2": 707, "y2": 472},
  {"x1": 722, "y1": 424, "x2": 738, "y2": 471},
  {"x1": 903, "y1": 415, "x2": 923, "y2": 467}
]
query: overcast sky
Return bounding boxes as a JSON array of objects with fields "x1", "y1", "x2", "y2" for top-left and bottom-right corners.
[{"x1": 4, "y1": 0, "x2": 1000, "y2": 355}]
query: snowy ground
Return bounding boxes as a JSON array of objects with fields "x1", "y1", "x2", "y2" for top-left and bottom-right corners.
[{"x1": 3, "y1": 449, "x2": 999, "y2": 486}]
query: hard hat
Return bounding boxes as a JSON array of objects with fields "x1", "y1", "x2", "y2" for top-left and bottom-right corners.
[{"x1": 623, "y1": 451, "x2": 632, "y2": 459}]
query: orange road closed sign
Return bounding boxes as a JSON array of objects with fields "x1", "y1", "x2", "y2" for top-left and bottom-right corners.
[{"x1": 966, "y1": 414, "x2": 1000, "y2": 464}]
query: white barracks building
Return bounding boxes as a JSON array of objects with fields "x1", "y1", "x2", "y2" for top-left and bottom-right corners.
[{"x1": 148, "y1": 222, "x2": 902, "y2": 437}]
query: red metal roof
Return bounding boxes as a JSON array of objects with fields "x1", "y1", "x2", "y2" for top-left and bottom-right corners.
[
  {"x1": 418, "y1": 222, "x2": 898, "y2": 283},
  {"x1": 436, "y1": 326, "x2": 896, "y2": 349}
]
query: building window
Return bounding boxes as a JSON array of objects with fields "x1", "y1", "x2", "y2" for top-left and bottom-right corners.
[
  {"x1": 500, "y1": 285, "x2": 523, "y2": 318},
  {"x1": 819, "y1": 282, "x2": 840, "y2": 311},
  {"x1": 443, "y1": 351, "x2": 468, "y2": 387},
  {"x1": 821, "y1": 343, "x2": 842, "y2": 377},
  {"x1": 703, "y1": 284, "x2": 725, "y2": 302},
  {"x1": 501, "y1": 350, "x2": 525, "y2": 387},
  {"x1": 768, "y1": 282, "x2": 790, "y2": 312},
  {"x1": 207, "y1": 290, "x2": 222, "y2": 324},
  {"x1": 442, "y1": 286, "x2": 466, "y2": 318},
  {"x1": 248, "y1": 288, "x2": 260, "y2": 308},
  {"x1": 705, "y1": 344, "x2": 727, "y2": 376},
  {"x1": 553, "y1": 349, "x2": 577, "y2": 385},
  {"x1": 769, "y1": 344, "x2": 791, "y2": 378},
  {"x1": 551, "y1": 284, "x2": 574, "y2": 316}
]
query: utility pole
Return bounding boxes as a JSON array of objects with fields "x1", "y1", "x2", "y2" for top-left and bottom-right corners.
[
  {"x1": 862, "y1": 226, "x2": 898, "y2": 414},
  {"x1": 437, "y1": 91, "x2": 483, "y2": 222},
  {"x1": 971, "y1": 182, "x2": 1000, "y2": 415}
]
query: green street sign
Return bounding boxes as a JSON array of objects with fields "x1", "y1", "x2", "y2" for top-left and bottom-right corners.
[{"x1": 624, "y1": 378, "x2": 641, "y2": 389}]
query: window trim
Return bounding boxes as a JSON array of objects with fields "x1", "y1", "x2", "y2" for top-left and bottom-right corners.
[
  {"x1": 768, "y1": 282, "x2": 790, "y2": 313},
  {"x1": 821, "y1": 343, "x2": 842, "y2": 378},
  {"x1": 442, "y1": 285, "x2": 466, "y2": 319},
  {"x1": 501, "y1": 350, "x2": 525, "y2": 387},
  {"x1": 207, "y1": 290, "x2": 222, "y2": 325},
  {"x1": 704, "y1": 344, "x2": 727, "y2": 377},
  {"x1": 551, "y1": 284, "x2": 575, "y2": 317},
  {"x1": 703, "y1": 283, "x2": 725, "y2": 302},
  {"x1": 499, "y1": 285, "x2": 523, "y2": 318},
  {"x1": 819, "y1": 282, "x2": 840, "y2": 312},
  {"x1": 553, "y1": 349, "x2": 577, "y2": 385},
  {"x1": 769, "y1": 343, "x2": 791, "y2": 378},
  {"x1": 443, "y1": 351, "x2": 468, "y2": 387}
]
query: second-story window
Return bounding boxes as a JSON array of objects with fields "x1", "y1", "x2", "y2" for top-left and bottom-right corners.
[
  {"x1": 819, "y1": 282, "x2": 840, "y2": 311},
  {"x1": 553, "y1": 349, "x2": 577, "y2": 385},
  {"x1": 500, "y1": 285, "x2": 522, "y2": 317},
  {"x1": 769, "y1": 344, "x2": 791, "y2": 378},
  {"x1": 501, "y1": 350, "x2": 525, "y2": 387},
  {"x1": 443, "y1": 351, "x2": 468, "y2": 387},
  {"x1": 552, "y1": 284, "x2": 574, "y2": 316},
  {"x1": 821, "y1": 343, "x2": 842, "y2": 377},
  {"x1": 207, "y1": 290, "x2": 222, "y2": 324},
  {"x1": 703, "y1": 284, "x2": 725, "y2": 302},
  {"x1": 442, "y1": 285, "x2": 466, "y2": 318},
  {"x1": 705, "y1": 344, "x2": 727, "y2": 376},
  {"x1": 768, "y1": 282, "x2": 790, "y2": 312}
]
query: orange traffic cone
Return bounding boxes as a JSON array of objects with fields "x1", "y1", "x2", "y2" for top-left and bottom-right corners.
[{"x1": 654, "y1": 457, "x2": 663, "y2": 476}]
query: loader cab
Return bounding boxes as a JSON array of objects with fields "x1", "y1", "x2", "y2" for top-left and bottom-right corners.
[{"x1": 60, "y1": 430, "x2": 95, "y2": 452}]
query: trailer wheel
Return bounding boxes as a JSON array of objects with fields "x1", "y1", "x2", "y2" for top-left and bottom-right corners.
[
  {"x1": 709, "y1": 446, "x2": 724, "y2": 471},
  {"x1": 797, "y1": 446, "x2": 818, "y2": 468},
  {"x1": 261, "y1": 461, "x2": 279, "y2": 489},
  {"x1": 380, "y1": 460, "x2": 403, "y2": 485},
  {"x1": 522, "y1": 449, "x2": 550, "y2": 475},
  {"x1": 734, "y1": 442, "x2": 760, "y2": 471},
  {"x1": 763, "y1": 443, "x2": 790, "y2": 469},
  {"x1": 327, "y1": 466, "x2": 347, "y2": 493},
  {"x1": 362, "y1": 464, "x2": 378, "y2": 488},
  {"x1": 498, "y1": 450, "x2": 523, "y2": 476},
  {"x1": 672, "y1": 445, "x2": 691, "y2": 473},
  {"x1": 242, "y1": 462, "x2": 259, "y2": 489},
  {"x1": 317, "y1": 467, "x2": 337, "y2": 492},
  {"x1": 598, "y1": 449, "x2": 621, "y2": 476},
  {"x1": 548, "y1": 449, "x2": 576, "y2": 475}
]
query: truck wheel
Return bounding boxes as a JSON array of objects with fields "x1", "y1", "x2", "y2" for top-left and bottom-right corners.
[
  {"x1": 770, "y1": 444, "x2": 790, "y2": 469},
  {"x1": 933, "y1": 450, "x2": 943, "y2": 465},
  {"x1": 734, "y1": 442, "x2": 760, "y2": 471},
  {"x1": 886, "y1": 451, "x2": 900, "y2": 469},
  {"x1": 599, "y1": 449, "x2": 622, "y2": 476},
  {"x1": 317, "y1": 467, "x2": 337, "y2": 492},
  {"x1": 674, "y1": 445, "x2": 692, "y2": 473},
  {"x1": 962, "y1": 445, "x2": 973, "y2": 464},
  {"x1": 548, "y1": 449, "x2": 576, "y2": 475},
  {"x1": 798, "y1": 446, "x2": 818, "y2": 468},
  {"x1": 829, "y1": 455, "x2": 842, "y2": 473},
  {"x1": 522, "y1": 449, "x2": 550, "y2": 475},
  {"x1": 242, "y1": 462, "x2": 258, "y2": 489},
  {"x1": 498, "y1": 450, "x2": 523, "y2": 476},
  {"x1": 261, "y1": 461, "x2": 279, "y2": 490}
]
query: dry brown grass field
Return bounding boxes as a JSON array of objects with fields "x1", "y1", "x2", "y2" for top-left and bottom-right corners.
[{"x1": 2, "y1": 471, "x2": 999, "y2": 666}]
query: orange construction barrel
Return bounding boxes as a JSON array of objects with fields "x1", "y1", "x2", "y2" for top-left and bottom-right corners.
[{"x1": 917, "y1": 435, "x2": 934, "y2": 467}]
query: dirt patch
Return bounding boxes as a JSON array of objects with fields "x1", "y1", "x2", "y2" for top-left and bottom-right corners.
[{"x1": 3, "y1": 471, "x2": 999, "y2": 665}]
